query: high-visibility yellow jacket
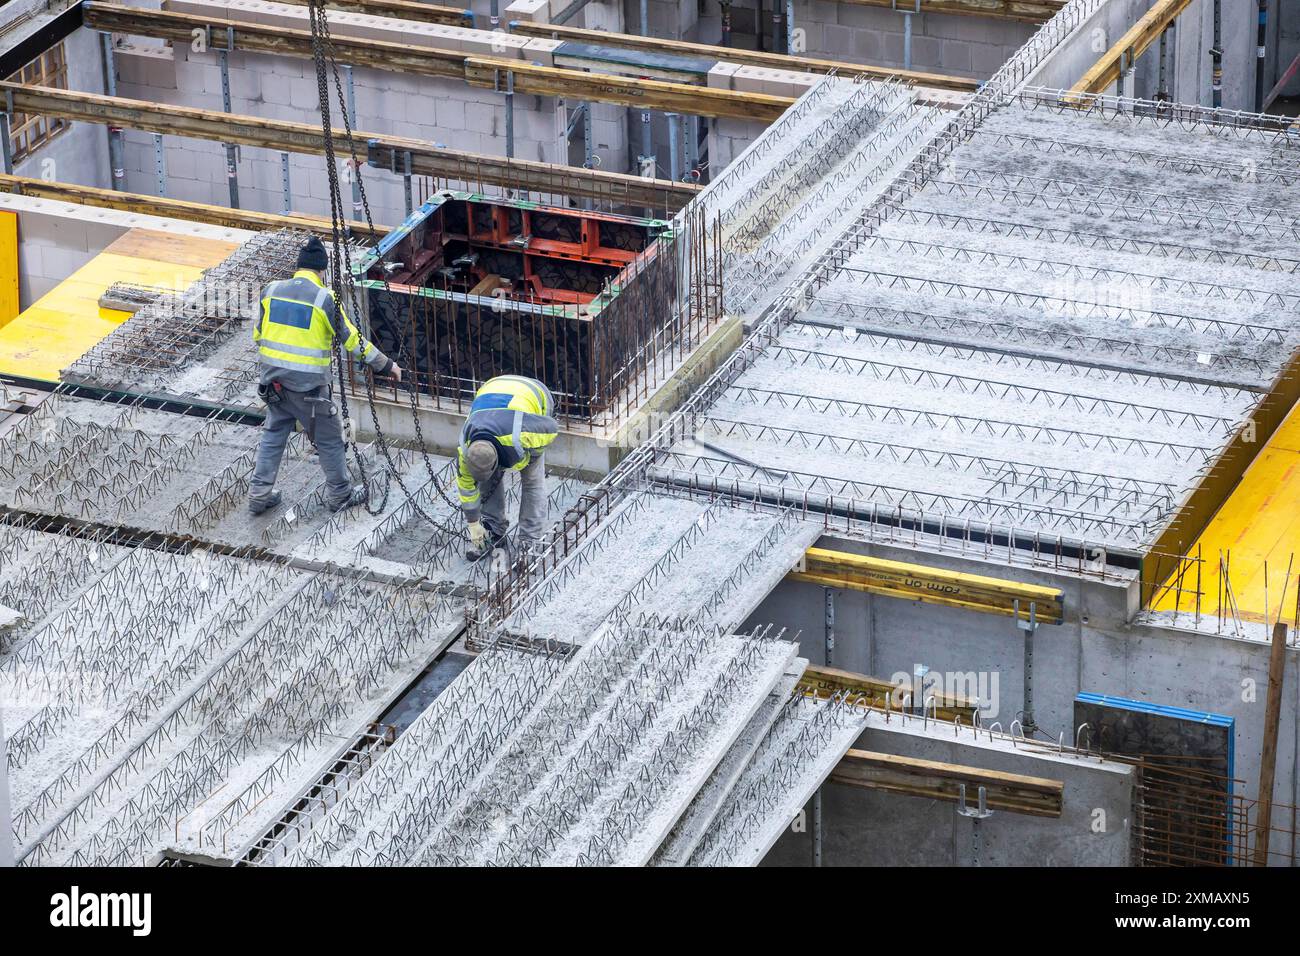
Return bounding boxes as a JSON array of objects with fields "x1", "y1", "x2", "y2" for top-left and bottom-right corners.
[
  {"x1": 254, "y1": 268, "x2": 392, "y2": 390},
  {"x1": 457, "y1": 375, "x2": 558, "y2": 521}
]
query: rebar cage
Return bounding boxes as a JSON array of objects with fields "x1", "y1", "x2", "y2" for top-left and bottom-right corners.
[{"x1": 351, "y1": 191, "x2": 721, "y2": 426}]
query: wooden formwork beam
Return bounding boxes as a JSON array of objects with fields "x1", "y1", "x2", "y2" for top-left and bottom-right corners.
[
  {"x1": 0, "y1": 172, "x2": 379, "y2": 235},
  {"x1": 508, "y1": 21, "x2": 980, "y2": 93},
  {"x1": 1070, "y1": 0, "x2": 1194, "y2": 95},
  {"x1": 791, "y1": 547, "x2": 1065, "y2": 624},
  {"x1": 272, "y1": 0, "x2": 474, "y2": 26},
  {"x1": 831, "y1": 749, "x2": 1065, "y2": 817},
  {"x1": 799, "y1": 663, "x2": 978, "y2": 724},
  {"x1": 0, "y1": 83, "x2": 698, "y2": 212},
  {"x1": 838, "y1": 0, "x2": 1063, "y2": 22},
  {"x1": 82, "y1": 3, "x2": 794, "y2": 121},
  {"x1": 85, "y1": 3, "x2": 467, "y2": 79}
]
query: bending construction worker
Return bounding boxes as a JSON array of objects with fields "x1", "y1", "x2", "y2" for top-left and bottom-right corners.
[
  {"x1": 248, "y1": 236, "x2": 402, "y2": 515},
  {"x1": 458, "y1": 374, "x2": 558, "y2": 561}
]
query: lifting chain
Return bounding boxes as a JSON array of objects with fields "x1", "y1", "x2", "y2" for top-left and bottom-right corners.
[{"x1": 304, "y1": 0, "x2": 465, "y2": 534}]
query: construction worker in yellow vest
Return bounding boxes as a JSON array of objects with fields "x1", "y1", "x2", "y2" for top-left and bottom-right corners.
[
  {"x1": 249, "y1": 236, "x2": 402, "y2": 515},
  {"x1": 458, "y1": 375, "x2": 558, "y2": 561}
]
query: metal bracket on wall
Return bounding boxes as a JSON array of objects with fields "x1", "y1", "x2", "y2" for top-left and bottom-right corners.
[
  {"x1": 956, "y1": 783, "x2": 994, "y2": 867},
  {"x1": 1014, "y1": 598, "x2": 1039, "y2": 734},
  {"x1": 218, "y1": 26, "x2": 240, "y2": 209}
]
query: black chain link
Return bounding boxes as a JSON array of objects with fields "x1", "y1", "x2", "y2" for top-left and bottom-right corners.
[{"x1": 304, "y1": 0, "x2": 465, "y2": 536}]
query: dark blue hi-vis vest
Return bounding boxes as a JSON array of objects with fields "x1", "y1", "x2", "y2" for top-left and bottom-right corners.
[{"x1": 457, "y1": 375, "x2": 558, "y2": 520}]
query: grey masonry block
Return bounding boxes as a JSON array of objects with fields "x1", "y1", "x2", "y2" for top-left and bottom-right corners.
[
  {"x1": 166, "y1": 144, "x2": 199, "y2": 181},
  {"x1": 970, "y1": 43, "x2": 1007, "y2": 75},
  {"x1": 910, "y1": 35, "x2": 942, "y2": 68},
  {"x1": 852, "y1": 27, "x2": 881, "y2": 62},
  {"x1": 836, "y1": 4, "x2": 893, "y2": 31},
  {"x1": 941, "y1": 38, "x2": 974, "y2": 74},
  {"x1": 436, "y1": 96, "x2": 467, "y2": 130}
]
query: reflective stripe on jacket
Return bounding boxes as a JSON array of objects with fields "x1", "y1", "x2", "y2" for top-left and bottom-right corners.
[
  {"x1": 253, "y1": 269, "x2": 390, "y2": 385},
  {"x1": 457, "y1": 375, "x2": 558, "y2": 520}
]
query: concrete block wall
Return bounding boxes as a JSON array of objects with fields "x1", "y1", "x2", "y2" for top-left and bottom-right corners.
[
  {"x1": 763, "y1": 712, "x2": 1135, "y2": 866},
  {"x1": 104, "y1": 0, "x2": 633, "y2": 224},
  {"x1": 741, "y1": 534, "x2": 1300, "y2": 851}
]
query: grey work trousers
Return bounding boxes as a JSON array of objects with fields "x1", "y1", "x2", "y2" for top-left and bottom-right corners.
[
  {"x1": 480, "y1": 453, "x2": 547, "y2": 547},
  {"x1": 250, "y1": 384, "x2": 353, "y2": 504}
]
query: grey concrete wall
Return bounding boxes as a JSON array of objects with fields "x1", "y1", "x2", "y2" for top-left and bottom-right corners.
[
  {"x1": 102, "y1": 0, "x2": 636, "y2": 224},
  {"x1": 1025, "y1": 0, "x2": 1287, "y2": 109},
  {"x1": 739, "y1": 534, "x2": 1300, "y2": 862},
  {"x1": 763, "y1": 712, "x2": 1135, "y2": 866},
  {"x1": 10, "y1": 27, "x2": 111, "y2": 192}
]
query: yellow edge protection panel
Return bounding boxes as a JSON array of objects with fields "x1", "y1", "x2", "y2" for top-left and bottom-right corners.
[
  {"x1": 1152, "y1": 400, "x2": 1300, "y2": 626},
  {"x1": 0, "y1": 252, "x2": 208, "y2": 382},
  {"x1": 0, "y1": 211, "x2": 17, "y2": 328},
  {"x1": 795, "y1": 547, "x2": 1064, "y2": 624}
]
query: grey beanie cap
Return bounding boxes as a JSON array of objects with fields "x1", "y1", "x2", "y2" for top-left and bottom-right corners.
[{"x1": 466, "y1": 440, "x2": 498, "y2": 482}]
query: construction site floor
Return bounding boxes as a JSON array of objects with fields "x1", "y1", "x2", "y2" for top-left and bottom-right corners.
[
  {"x1": 0, "y1": 228, "x2": 237, "y2": 382},
  {"x1": 1155, "y1": 399, "x2": 1300, "y2": 626}
]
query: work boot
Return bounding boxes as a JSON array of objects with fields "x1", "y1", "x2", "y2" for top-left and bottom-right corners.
[
  {"x1": 248, "y1": 490, "x2": 282, "y2": 516},
  {"x1": 328, "y1": 484, "x2": 368, "y2": 513}
]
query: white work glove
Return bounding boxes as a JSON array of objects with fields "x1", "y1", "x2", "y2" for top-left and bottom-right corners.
[
  {"x1": 341, "y1": 417, "x2": 356, "y2": 443},
  {"x1": 467, "y1": 521, "x2": 487, "y2": 548},
  {"x1": 390, "y1": 363, "x2": 403, "y2": 383}
]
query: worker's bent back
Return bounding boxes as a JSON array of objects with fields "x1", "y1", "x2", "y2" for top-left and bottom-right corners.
[{"x1": 470, "y1": 375, "x2": 555, "y2": 418}]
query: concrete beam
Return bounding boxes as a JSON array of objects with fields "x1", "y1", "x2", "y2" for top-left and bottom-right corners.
[
  {"x1": 83, "y1": 3, "x2": 795, "y2": 121},
  {"x1": 273, "y1": 0, "x2": 475, "y2": 27},
  {"x1": 509, "y1": 21, "x2": 981, "y2": 92}
]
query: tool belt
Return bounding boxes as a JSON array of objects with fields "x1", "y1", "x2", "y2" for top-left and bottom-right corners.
[{"x1": 256, "y1": 381, "x2": 285, "y2": 405}]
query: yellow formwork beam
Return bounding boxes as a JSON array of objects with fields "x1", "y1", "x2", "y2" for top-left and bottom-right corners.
[
  {"x1": 791, "y1": 546, "x2": 1064, "y2": 624},
  {"x1": 798, "y1": 663, "x2": 978, "y2": 724}
]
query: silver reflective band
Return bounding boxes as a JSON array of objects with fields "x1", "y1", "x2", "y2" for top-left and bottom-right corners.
[
  {"x1": 511, "y1": 409, "x2": 523, "y2": 456},
  {"x1": 258, "y1": 353, "x2": 329, "y2": 373},
  {"x1": 258, "y1": 338, "x2": 331, "y2": 358}
]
